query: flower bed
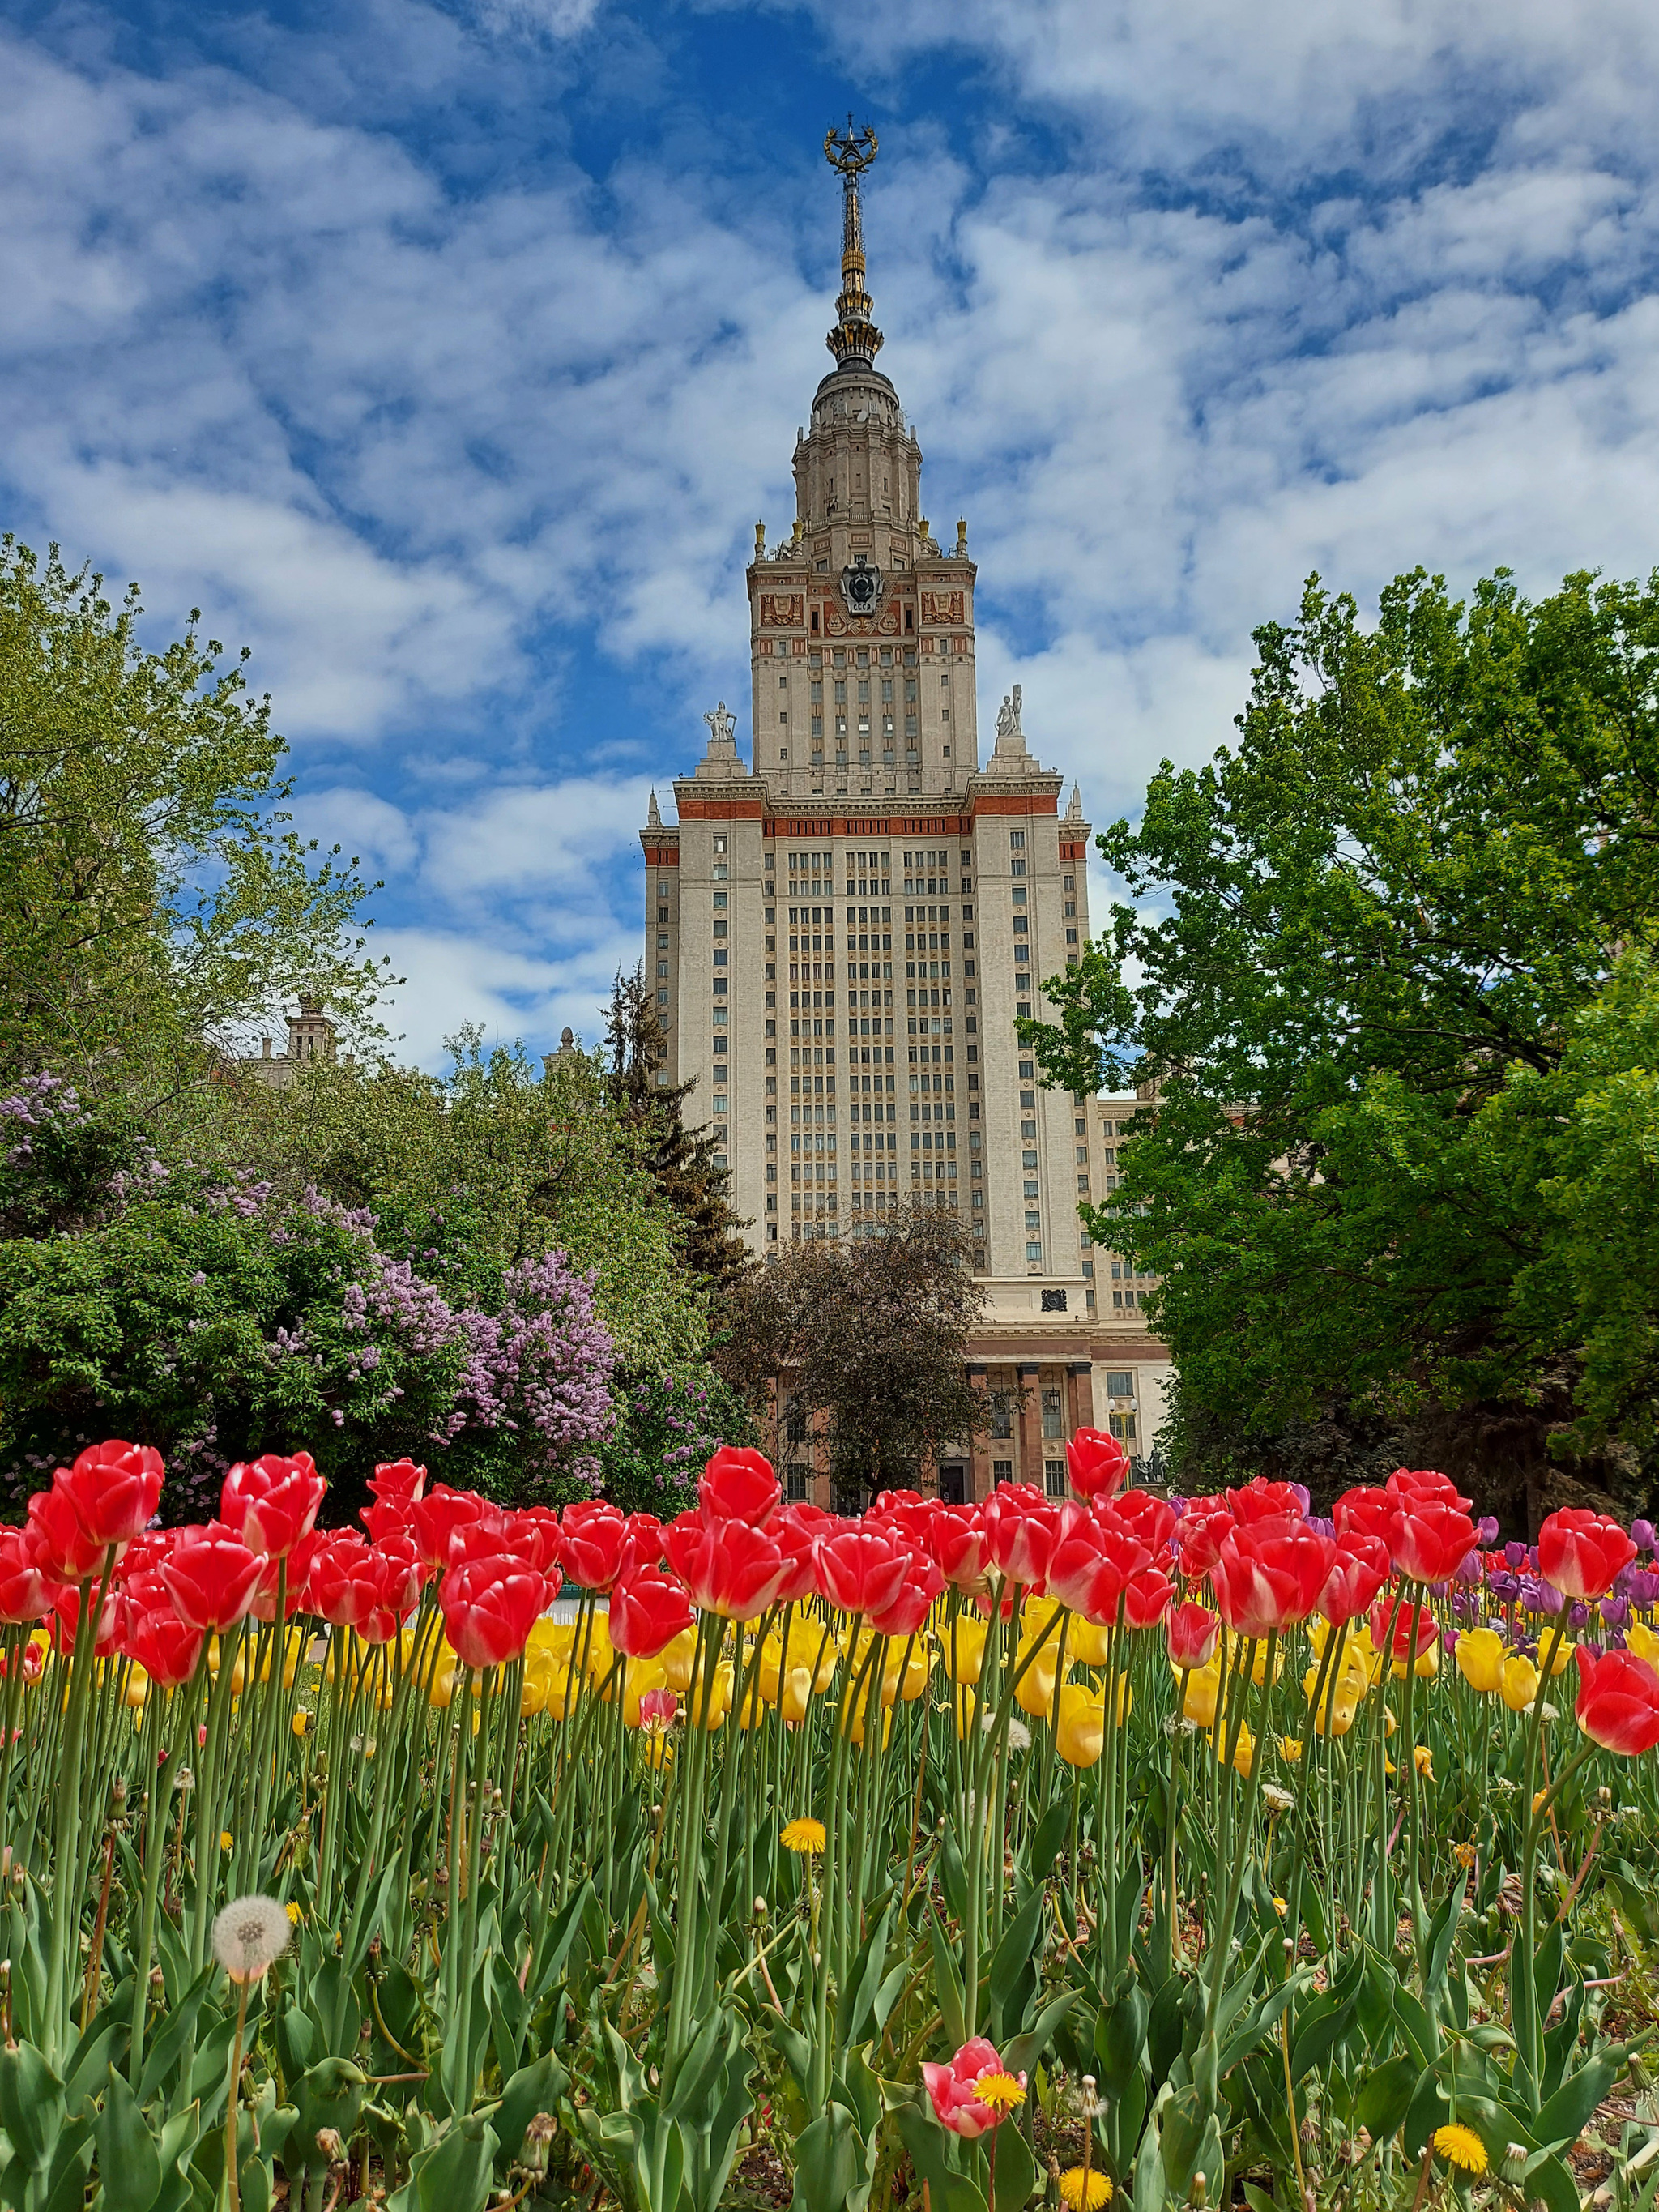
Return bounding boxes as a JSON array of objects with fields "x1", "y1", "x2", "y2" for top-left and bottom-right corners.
[{"x1": 0, "y1": 1434, "x2": 1653, "y2": 2210}]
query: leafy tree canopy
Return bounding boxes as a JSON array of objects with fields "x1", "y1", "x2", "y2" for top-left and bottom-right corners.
[
  {"x1": 1024, "y1": 566, "x2": 1659, "y2": 1524},
  {"x1": 0, "y1": 540, "x2": 390, "y2": 1095}
]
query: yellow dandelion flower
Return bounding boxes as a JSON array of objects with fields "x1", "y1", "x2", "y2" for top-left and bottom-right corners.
[
  {"x1": 1272, "y1": 1896, "x2": 1288, "y2": 1916},
  {"x1": 1060, "y1": 2171, "x2": 1112, "y2": 2210},
  {"x1": 1453, "y1": 1840, "x2": 1477, "y2": 1868},
  {"x1": 220, "y1": 1831, "x2": 234, "y2": 1852},
  {"x1": 1433, "y1": 2124, "x2": 1488, "y2": 2176},
  {"x1": 285, "y1": 1902, "x2": 303, "y2": 1924},
  {"x1": 975, "y1": 2071, "x2": 1026, "y2": 2115},
  {"x1": 781, "y1": 1817, "x2": 826, "y2": 1856},
  {"x1": 1413, "y1": 1744, "x2": 1434, "y2": 1779}
]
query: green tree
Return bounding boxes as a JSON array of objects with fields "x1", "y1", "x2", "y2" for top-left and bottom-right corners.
[
  {"x1": 603, "y1": 965, "x2": 753, "y2": 1296},
  {"x1": 1024, "y1": 566, "x2": 1659, "y2": 1525},
  {"x1": 0, "y1": 540, "x2": 389, "y2": 1095},
  {"x1": 722, "y1": 1203, "x2": 989, "y2": 1510},
  {"x1": 236, "y1": 1029, "x2": 709, "y2": 1377}
]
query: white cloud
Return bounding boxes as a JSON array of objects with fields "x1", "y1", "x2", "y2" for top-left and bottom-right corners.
[{"x1": 5, "y1": 0, "x2": 1659, "y2": 1061}]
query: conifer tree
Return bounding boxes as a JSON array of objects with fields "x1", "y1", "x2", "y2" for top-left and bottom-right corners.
[{"x1": 603, "y1": 965, "x2": 753, "y2": 1296}]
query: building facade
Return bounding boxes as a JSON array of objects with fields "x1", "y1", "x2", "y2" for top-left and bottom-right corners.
[{"x1": 642, "y1": 129, "x2": 1171, "y2": 1494}]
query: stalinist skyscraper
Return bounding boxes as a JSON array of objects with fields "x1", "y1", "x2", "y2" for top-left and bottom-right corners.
[{"x1": 643, "y1": 127, "x2": 1170, "y2": 1497}]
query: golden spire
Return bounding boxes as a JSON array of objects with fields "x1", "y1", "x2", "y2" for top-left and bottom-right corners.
[{"x1": 824, "y1": 117, "x2": 883, "y2": 367}]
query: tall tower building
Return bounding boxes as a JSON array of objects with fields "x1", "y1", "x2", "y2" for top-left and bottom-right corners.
[{"x1": 642, "y1": 126, "x2": 1171, "y2": 1494}]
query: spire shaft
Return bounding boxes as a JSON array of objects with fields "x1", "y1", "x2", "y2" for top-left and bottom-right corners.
[{"x1": 823, "y1": 121, "x2": 882, "y2": 368}]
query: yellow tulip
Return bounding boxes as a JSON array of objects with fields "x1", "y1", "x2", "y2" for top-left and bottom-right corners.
[
  {"x1": 1278, "y1": 1736, "x2": 1303, "y2": 1763},
  {"x1": 759, "y1": 1619, "x2": 838, "y2": 1702},
  {"x1": 659, "y1": 1626, "x2": 701, "y2": 1694},
  {"x1": 1311, "y1": 1698, "x2": 1357, "y2": 1739},
  {"x1": 123, "y1": 1664, "x2": 150, "y2": 1712},
  {"x1": 1220, "y1": 1724, "x2": 1254, "y2": 1778},
  {"x1": 1055, "y1": 1682, "x2": 1106, "y2": 1768},
  {"x1": 1068, "y1": 1617, "x2": 1113, "y2": 1666},
  {"x1": 688, "y1": 1662, "x2": 734, "y2": 1731},
  {"x1": 1182, "y1": 1664, "x2": 1222, "y2": 1729},
  {"x1": 838, "y1": 1685, "x2": 893, "y2": 1748},
  {"x1": 1455, "y1": 1626, "x2": 1505, "y2": 1695},
  {"x1": 292, "y1": 1707, "x2": 311, "y2": 1736},
  {"x1": 1546, "y1": 1638, "x2": 1575, "y2": 1679},
  {"x1": 1627, "y1": 1621, "x2": 1659, "y2": 1669},
  {"x1": 1014, "y1": 1642, "x2": 1061, "y2": 1719},
  {"x1": 642, "y1": 1732, "x2": 674, "y2": 1770},
  {"x1": 1500, "y1": 1655, "x2": 1540, "y2": 1712},
  {"x1": 949, "y1": 1683, "x2": 978, "y2": 1741},
  {"x1": 940, "y1": 1616, "x2": 988, "y2": 1686},
  {"x1": 777, "y1": 1664, "x2": 814, "y2": 1726},
  {"x1": 1226, "y1": 1633, "x2": 1283, "y2": 1688}
]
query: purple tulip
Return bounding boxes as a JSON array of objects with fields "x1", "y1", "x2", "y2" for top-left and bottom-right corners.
[
  {"x1": 1441, "y1": 1625, "x2": 1460, "y2": 1651},
  {"x1": 1454, "y1": 1549, "x2": 1482, "y2": 1586},
  {"x1": 1632, "y1": 1518, "x2": 1655, "y2": 1554},
  {"x1": 1487, "y1": 1570, "x2": 1521, "y2": 1603},
  {"x1": 1288, "y1": 1483, "x2": 1311, "y2": 1517},
  {"x1": 1476, "y1": 1516, "x2": 1499, "y2": 1546},
  {"x1": 1522, "y1": 1576, "x2": 1565, "y2": 1615},
  {"x1": 1601, "y1": 1595, "x2": 1632, "y2": 1630},
  {"x1": 1307, "y1": 1514, "x2": 1337, "y2": 1539},
  {"x1": 1505, "y1": 1541, "x2": 1528, "y2": 1571},
  {"x1": 1568, "y1": 1601, "x2": 1590, "y2": 1631}
]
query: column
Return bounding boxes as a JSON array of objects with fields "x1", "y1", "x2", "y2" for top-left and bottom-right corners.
[{"x1": 1017, "y1": 1362, "x2": 1041, "y2": 1486}]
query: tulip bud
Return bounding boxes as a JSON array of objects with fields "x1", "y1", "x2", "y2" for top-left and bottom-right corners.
[{"x1": 1191, "y1": 2174, "x2": 1208, "y2": 2207}]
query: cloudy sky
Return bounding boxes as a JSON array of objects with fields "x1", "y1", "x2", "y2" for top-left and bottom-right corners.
[{"x1": 4, "y1": 0, "x2": 1657, "y2": 1065}]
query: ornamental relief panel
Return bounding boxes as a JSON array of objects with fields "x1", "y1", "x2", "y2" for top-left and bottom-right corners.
[
  {"x1": 759, "y1": 593, "x2": 804, "y2": 628},
  {"x1": 921, "y1": 590, "x2": 966, "y2": 626},
  {"x1": 817, "y1": 602, "x2": 903, "y2": 638}
]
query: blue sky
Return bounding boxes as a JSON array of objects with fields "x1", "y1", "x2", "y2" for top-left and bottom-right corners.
[{"x1": 4, "y1": 0, "x2": 1658, "y2": 1066}]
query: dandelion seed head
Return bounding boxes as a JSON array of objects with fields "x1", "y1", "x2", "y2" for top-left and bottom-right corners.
[{"x1": 212, "y1": 1893, "x2": 292, "y2": 1984}]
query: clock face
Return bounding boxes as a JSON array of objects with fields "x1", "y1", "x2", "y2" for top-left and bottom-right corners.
[{"x1": 841, "y1": 557, "x2": 882, "y2": 617}]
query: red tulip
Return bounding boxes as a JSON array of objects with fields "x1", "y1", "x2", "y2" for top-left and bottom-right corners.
[
  {"x1": 158, "y1": 1526, "x2": 263, "y2": 1632},
  {"x1": 1166, "y1": 1599, "x2": 1221, "y2": 1672},
  {"x1": 502, "y1": 1509, "x2": 563, "y2": 1581},
  {"x1": 1320, "y1": 1533, "x2": 1392, "y2": 1624},
  {"x1": 439, "y1": 1553, "x2": 546, "y2": 1669},
  {"x1": 53, "y1": 1439, "x2": 164, "y2": 1549},
  {"x1": 699, "y1": 1445, "x2": 780, "y2": 1526},
  {"x1": 815, "y1": 1527, "x2": 911, "y2": 1620},
  {"x1": 1573, "y1": 1645, "x2": 1659, "y2": 1756},
  {"x1": 1538, "y1": 1510, "x2": 1637, "y2": 1603},
  {"x1": 1114, "y1": 1490, "x2": 1178, "y2": 1558},
  {"x1": 25, "y1": 1483, "x2": 112, "y2": 1583},
  {"x1": 1125, "y1": 1565, "x2": 1174, "y2": 1629},
  {"x1": 1390, "y1": 1498, "x2": 1478, "y2": 1585},
  {"x1": 928, "y1": 1505, "x2": 991, "y2": 1591},
  {"x1": 249, "y1": 1531, "x2": 322, "y2": 1623},
  {"x1": 1368, "y1": 1592, "x2": 1436, "y2": 1668},
  {"x1": 369, "y1": 1458, "x2": 427, "y2": 1506},
  {"x1": 921, "y1": 2038, "x2": 1023, "y2": 2140},
  {"x1": 122, "y1": 1605, "x2": 204, "y2": 1687},
  {"x1": 868, "y1": 1553, "x2": 945, "y2": 1640},
  {"x1": 982, "y1": 1486, "x2": 1061, "y2": 1590},
  {"x1": 410, "y1": 1485, "x2": 497, "y2": 1571},
  {"x1": 1386, "y1": 1467, "x2": 1472, "y2": 1514},
  {"x1": 618, "y1": 1512, "x2": 666, "y2": 1578},
  {"x1": 1212, "y1": 1517, "x2": 1335, "y2": 1638},
  {"x1": 771, "y1": 1513, "x2": 818, "y2": 1607},
  {"x1": 52, "y1": 1582, "x2": 118, "y2": 1657},
  {"x1": 1175, "y1": 1496, "x2": 1234, "y2": 1578},
  {"x1": 0, "y1": 1527, "x2": 58, "y2": 1623},
  {"x1": 221, "y1": 1452, "x2": 326, "y2": 1559},
  {"x1": 608, "y1": 1572, "x2": 695, "y2": 1659},
  {"x1": 559, "y1": 1500, "x2": 629, "y2": 1591},
  {"x1": 1065, "y1": 1428, "x2": 1130, "y2": 1501},
  {"x1": 303, "y1": 1533, "x2": 394, "y2": 1637},
  {"x1": 1226, "y1": 1479, "x2": 1308, "y2": 1527},
  {"x1": 1333, "y1": 1487, "x2": 1404, "y2": 1552},
  {"x1": 662, "y1": 1512, "x2": 789, "y2": 1621},
  {"x1": 1047, "y1": 1518, "x2": 1151, "y2": 1623}
]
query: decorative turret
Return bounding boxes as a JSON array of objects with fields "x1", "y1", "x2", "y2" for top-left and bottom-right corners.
[{"x1": 824, "y1": 120, "x2": 883, "y2": 369}]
